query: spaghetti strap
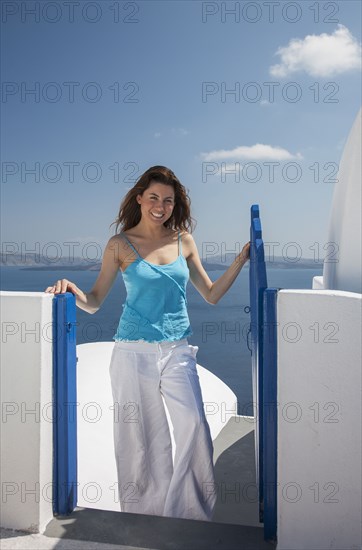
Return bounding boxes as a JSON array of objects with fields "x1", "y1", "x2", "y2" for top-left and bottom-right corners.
[
  {"x1": 178, "y1": 231, "x2": 182, "y2": 256},
  {"x1": 123, "y1": 231, "x2": 182, "y2": 260},
  {"x1": 122, "y1": 233, "x2": 140, "y2": 258}
]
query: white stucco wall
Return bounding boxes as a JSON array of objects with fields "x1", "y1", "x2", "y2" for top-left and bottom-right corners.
[
  {"x1": 0, "y1": 292, "x2": 54, "y2": 533},
  {"x1": 323, "y1": 107, "x2": 361, "y2": 294},
  {"x1": 312, "y1": 275, "x2": 324, "y2": 290},
  {"x1": 276, "y1": 289, "x2": 362, "y2": 550},
  {"x1": 0, "y1": 292, "x2": 239, "y2": 526}
]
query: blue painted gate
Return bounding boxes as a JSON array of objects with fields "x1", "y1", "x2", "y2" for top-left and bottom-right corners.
[
  {"x1": 248, "y1": 205, "x2": 278, "y2": 541},
  {"x1": 52, "y1": 292, "x2": 78, "y2": 515}
]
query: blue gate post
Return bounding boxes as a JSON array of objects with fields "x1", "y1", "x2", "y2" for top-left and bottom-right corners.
[
  {"x1": 52, "y1": 292, "x2": 78, "y2": 515},
  {"x1": 249, "y1": 204, "x2": 268, "y2": 523},
  {"x1": 263, "y1": 288, "x2": 278, "y2": 541}
]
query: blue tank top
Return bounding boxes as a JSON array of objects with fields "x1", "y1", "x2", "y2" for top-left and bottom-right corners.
[{"x1": 113, "y1": 231, "x2": 193, "y2": 343}]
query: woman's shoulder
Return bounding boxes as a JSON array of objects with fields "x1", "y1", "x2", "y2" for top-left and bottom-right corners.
[
  {"x1": 170, "y1": 228, "x2": 191, "y2": 243},
  {"x1": 110, "y1": 230, "x2": 138, "y2": 245},
  {"x1": 107, "y1": 232, "x2": 129, "y2": 246},
  {"x1": 179, "y1": 229, "x2": 193, "y2": 242},
  {"x1": 178, "y1": 230, "x2": 195, "y2": 261},
  {"x1": 106, "y1": 233, "x2": 136, "y2": 264}
]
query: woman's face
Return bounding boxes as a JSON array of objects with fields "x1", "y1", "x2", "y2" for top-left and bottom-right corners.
[{"x1": 137, "y1": 181, "x2": 175, "y2": 225}]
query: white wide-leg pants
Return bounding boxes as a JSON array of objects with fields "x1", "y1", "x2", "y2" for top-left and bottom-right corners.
[{"x1": 108, "y1": 337, "x2": 217, "y2": 521}]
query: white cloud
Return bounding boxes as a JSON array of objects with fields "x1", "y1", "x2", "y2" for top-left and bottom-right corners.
[
  {"x1": 200, "y1": 143, "x2": 303, "y2": 161},
  {"x1": 154, "y1": 132, "x2": 161, "y2": 138},
  {"x1": 270, "y1": 24, "x2": 361, "y2": 78},
  {"x1": 260, "y1": 99, "x2": 271, "y2": 106},
  {"x1": 220, "y1": 162, "x2": 243, "y2": 172}
]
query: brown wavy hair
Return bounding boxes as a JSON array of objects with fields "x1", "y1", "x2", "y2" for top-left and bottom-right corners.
[{"x1": 110, "y1": 165, "x2": 196, "y2": 234}]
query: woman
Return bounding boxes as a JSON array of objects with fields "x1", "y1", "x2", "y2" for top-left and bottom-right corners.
[{"x1": 45, "y1": 165, "x2": 250, "y2": 521}]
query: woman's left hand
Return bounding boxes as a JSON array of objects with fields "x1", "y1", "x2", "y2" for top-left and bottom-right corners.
[{"x1": 239, "y1": 241, "x2": 251, "y2": 263}]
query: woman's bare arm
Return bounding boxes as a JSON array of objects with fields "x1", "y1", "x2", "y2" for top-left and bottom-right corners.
[
  {"x1": 44, "y1": 236, "x2": 122, "y2": 314},
  {"x1": 184, "y1": 233, "x2": 250, "y2": 305}
]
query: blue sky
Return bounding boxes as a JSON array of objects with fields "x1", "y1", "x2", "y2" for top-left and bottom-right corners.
[{"x1": 1, "y1": 0, "x2": 361, "y2": 263}]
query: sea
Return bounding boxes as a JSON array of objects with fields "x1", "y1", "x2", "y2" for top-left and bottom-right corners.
[{"x1": 1, "y1": 266, "x2": 323, "y2": 413}]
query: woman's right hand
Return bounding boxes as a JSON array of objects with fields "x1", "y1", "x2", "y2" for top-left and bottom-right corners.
[
  {"x1": 44, "y1": 278, "x2": 82, "y2": 297},
  {"x1": 44, "y1": 279, "x2": 98, "y2": 314}
]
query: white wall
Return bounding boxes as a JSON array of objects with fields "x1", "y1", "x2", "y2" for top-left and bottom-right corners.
[
  {"x1": 276, "y1": 289, "x2": 362, "y2": 550},
  {"x1": 0, "y1": 291, "x2": 240, "y2": 525},
  {"x1": 0, "y1": 292, "x2": 54, "y2": 533},
  {"x1": 323, "y1": 107, "x2": 361, "y2": 294},
  {"x1": 312, "y1": 275, "x2": 324, "y2": 290}
]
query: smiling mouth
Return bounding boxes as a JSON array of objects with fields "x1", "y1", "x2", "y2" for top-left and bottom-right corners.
[{"x1": 150, "y1": 212, "x2": 164, "y2": 219}]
